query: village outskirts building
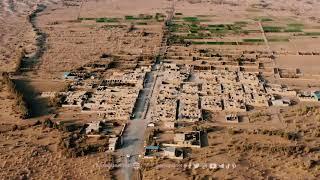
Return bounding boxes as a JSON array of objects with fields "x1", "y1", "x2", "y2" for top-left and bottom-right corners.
[
  {"x1": 271, "y1": 98, "x2": 291, "y2": 107},
  {"x1": 298, "y1": 91, "x2": 320, "y2": 102},
  {"x1": 162, "y1": 131, "x2": 202, "y2": 148},
  {"x1": 225, "y1": 114, "x2": 239, "y2": 123},
  {"x1": 163, "y1": 147, "x2": 183, "y2": 159},
  {"x1": 311, "y1": 91, "x2": 320, "y2": 101},
  {"x1": 108, "y1": 137, "x2": 119, "y2": 152}
]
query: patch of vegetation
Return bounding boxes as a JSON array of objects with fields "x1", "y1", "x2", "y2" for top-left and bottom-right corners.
[
  {"x1": 284, "y1": 28, "x2": 303, "y2": 32},
  {"x1": 243, "y1": 38, "x2": 264, "y2": 42},
  {"x1": 190, "y1": 29, "x2": 198, "y2": 33},
  {"x1": 255, "y1": 17, "x2": 273, "y2": 22},
  {"x1": 136, "y1": 22, "x2": 148, "y2": 25},
  {"x1": 288, "y1": 23, "x2": 304, "y2": 28},
  {"x1": 155, "y1": 13, "x2": 165, "y2": 21},
  {"x1": 208, "y1": 24, "x2": 227, "y2": 28},
  {"x1": 167, "y1": 35, "x2": 186, "y2": 45},
  {"x1": 267, "y1": 36, "x2": 290, "y2": 42},
  {"x1": 284, "y1": 25, "x2": 303, "y2": 32},
  {"x1": 191, "y1": 41, "x2": 207, "y2": 45},
  {"x1": 234, "y1": 21, "x2": 248, "y2": 25},
  {"x1": 169, "y1": 22, "x2": 243, "y2": 35},
  {"x1": 303, "y1": 32, "x2": 320, "y2": 36},
  {"x1": 196, "y1": 15, "x2": 213, "y2": 17},
  {"x1": 241, "y1": 30, "x2": 250, "y2": 35},
  {"x1": 78, "y1": 17, "x2": 120, "y2": 23},
  {"x1": 246, "y1": 30, "x2": 262, "y2": 33},
  {"x1": 78, "y1": 17, "x2": 96, "y2": 21},
  {"x1": 238, "y1": 42, "x2": 264, "y2": 45},
  {"x1": 261, "y1": 17, "x2": 273, "y2": 22},
  {"x1": 207, "y1": 24, "x2": 243, "y2": 33},
  {"x1": 208, "y1": 28, "x2": 227, "y2": 34},
  {"x1": 262, "y1": 24, "x2": 303, "y2": 33},
  {"x1": 125, "y1": 14, "x2": 153, "y2": 20},
  {"x1": 100, "y1": 24, "x2": 126, "y2": 29},
  {"x1": 168, "y1": 23, "x2": 185, "y2": 32},
  {"x1": 192, "y1": 41, "x2": 237, "y2": 45},
  {"x1": 207, "y1": 41, "x2": 233, "y2": 45},
  {"x1": 186, "y1": 33, "x2": 209, "y2": 39},
  {"x1": 125, "y1": 15, "x2": 136, "y2": 20},
  {"x1": 263, "y1": 26, "x2": 283, "y2": 32},
  {"x1": 183, "y1": 17, "x2": 199, "y2": 22},
  {"x1": 96, "y1": 18, "x2": 119, "y2": 23},
  {"x1": 246, "y1": 8, "x2": 261, "y2": 12}
]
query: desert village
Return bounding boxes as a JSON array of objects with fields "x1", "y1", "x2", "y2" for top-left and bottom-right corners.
[
  {"x1": 52, "y1": 41, "x2": 320, "y2": 156},
  {"x1": 41, "y1": 10, "x2": 320, "y2": 160},
  {"x1": 32, "y1": 0, "x2": 320, "y2": 177},
  {"x1": 1, "y1": 0, "x2": 320, "y2": 179}
]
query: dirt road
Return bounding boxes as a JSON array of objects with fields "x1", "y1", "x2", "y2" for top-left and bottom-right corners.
[{"x1": 116, "y1": 1, "x2": 175, "y2": 179}]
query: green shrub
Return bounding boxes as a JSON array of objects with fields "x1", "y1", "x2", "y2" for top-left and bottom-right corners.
[{"x1": 183, "y1": 17, "x2": 199, "y2": 22}]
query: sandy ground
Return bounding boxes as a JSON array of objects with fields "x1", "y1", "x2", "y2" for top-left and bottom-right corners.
[
  {"x1": 142, "y1": 105, "x2": 320, "y2": 179},
  {"x1": 0, "y1": 0, "x2": 60, "y2": 73},
  {"x1": 0, "y1": 80, "x2": 23, "y2": 124},
  {"x1": 0, "y1": 126, "x2": 114, "y2": 179},
  {"x1": 276, "y1": 55, "x2": 320, "y2": 75},
  {"x1": 28, "y1": 0, "x2": 166, "y2": 79}
]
